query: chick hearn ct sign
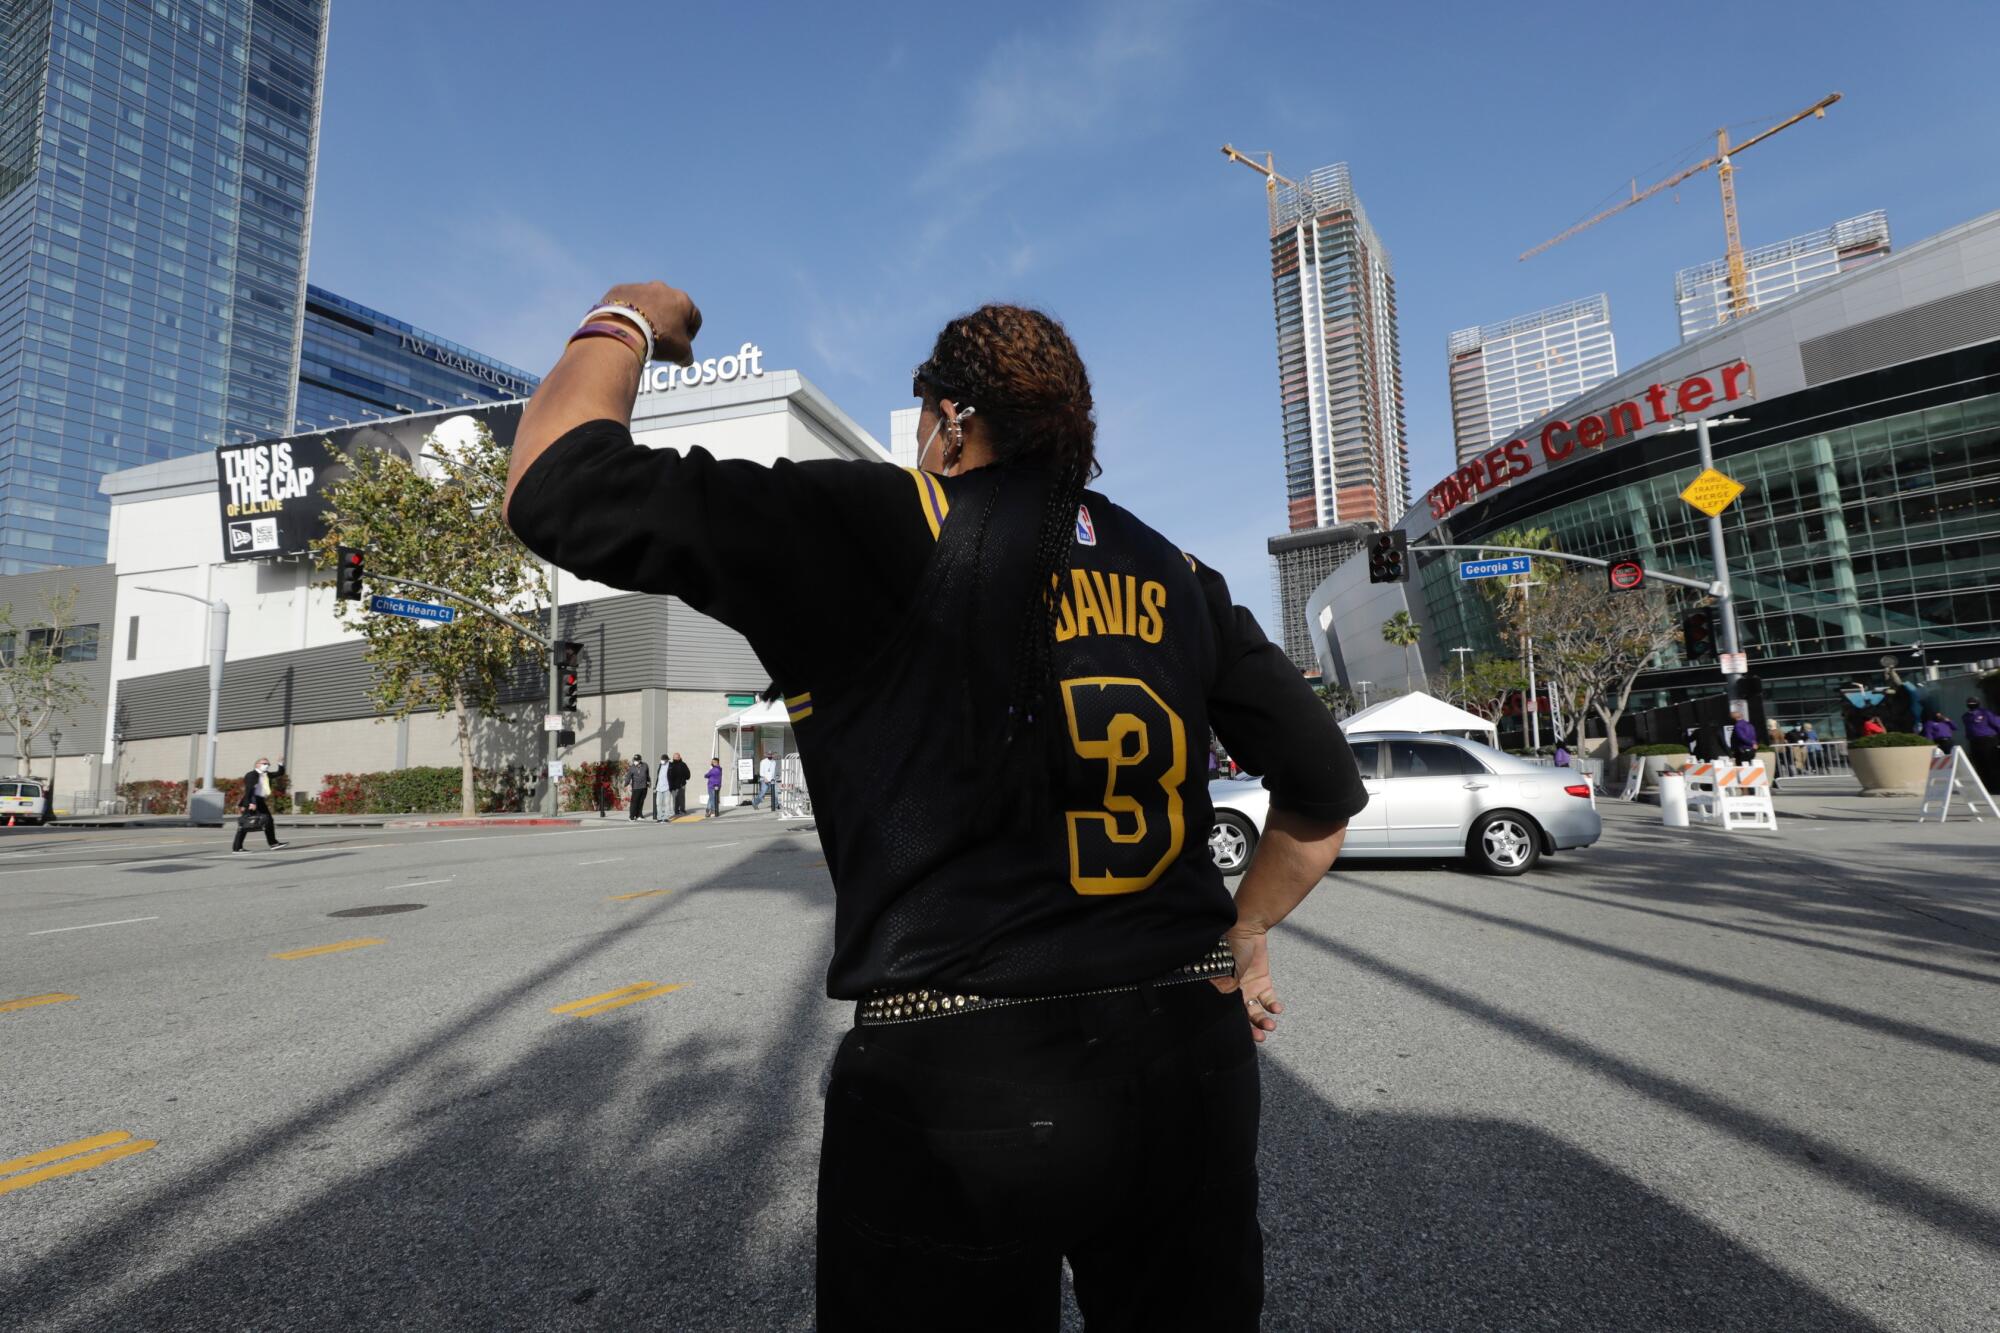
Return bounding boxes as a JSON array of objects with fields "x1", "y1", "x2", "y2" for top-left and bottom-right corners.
[{"x1": 1426, "y1": 360, "x2": 1755, "y2": 520}]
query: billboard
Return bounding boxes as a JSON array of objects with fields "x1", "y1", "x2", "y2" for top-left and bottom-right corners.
[{"x1": 215, "y1": 401, "x2": 524, "y2": 561}]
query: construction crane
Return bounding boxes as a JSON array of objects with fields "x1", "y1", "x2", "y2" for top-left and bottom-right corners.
[
  {"x1": 1520, "y1": 92, "x2": 1842, "y2": 322},
  {"x1": 1219, "y1": 143, "x2": 1297, "y2": 210}
]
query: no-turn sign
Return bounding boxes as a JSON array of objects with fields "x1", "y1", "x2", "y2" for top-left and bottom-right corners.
[{"x1": 1606, "y1": 558, "x2": 1646, "y2": 593}]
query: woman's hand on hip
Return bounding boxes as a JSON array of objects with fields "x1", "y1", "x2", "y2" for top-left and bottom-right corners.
[{"x1": 1212, "y1": 920, "x2": 1281, "y2": 1042}]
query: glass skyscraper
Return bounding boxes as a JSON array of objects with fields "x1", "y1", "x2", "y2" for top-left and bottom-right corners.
[
  {"x1": 1448, "y1": 295, "x2": 1618, "y2": 465},
  {"x1": 0, "y1": 0, "x2": 326, "y2": 573},
  {"x1": 296, "y1": 286, "x2": 538, "y2": 430}
]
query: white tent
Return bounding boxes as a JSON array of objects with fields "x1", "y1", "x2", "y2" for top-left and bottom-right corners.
[
  {"x1": 713, "y1": 699, "x2": 794, "y2": 807},
  {"x1": 1340, "y1": 692, "x2": 1499, "y2": 745}
]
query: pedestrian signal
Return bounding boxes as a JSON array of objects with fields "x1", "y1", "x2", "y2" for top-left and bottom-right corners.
[
  {"x1": 335, "y1": 546, "x2": 364, "y2": 601},
  {"x1": 1367, "y1": 531, "x2": 1409, "y2": 584},
  {"x1": 1681, "y1": 607, "x2": 1718, "y2": 661}
]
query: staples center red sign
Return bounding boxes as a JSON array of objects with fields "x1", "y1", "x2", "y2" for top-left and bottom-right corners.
[{"x1": 1427, "y1": 360, "x2": 1755, "y2": 520}]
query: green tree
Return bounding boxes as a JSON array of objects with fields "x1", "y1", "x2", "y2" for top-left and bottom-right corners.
[
  {"x1": 315, "y1": 424, "x2": 549, "y2": 816},
  {"x1": 1381, "y1": 610, "x2": 1421, "y2": 693},
  {"x1": 0, "y1": 586, "x2": 89, "y2": 777},
  {"x1": 1315, "y1": 682, "x2": 1358, "y2": 718},
  {"x1": 1500, "y1": 572, "x2": 1681, "y2": 764}
]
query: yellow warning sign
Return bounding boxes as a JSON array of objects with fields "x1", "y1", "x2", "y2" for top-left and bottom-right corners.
[{"x1": 1680, "y1": 467, "x2": 1745, "y2": 517}]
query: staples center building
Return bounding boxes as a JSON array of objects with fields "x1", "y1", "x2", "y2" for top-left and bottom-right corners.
[{"x1": 1311, "y1": 210, "x2": 2000, "y2": 735}]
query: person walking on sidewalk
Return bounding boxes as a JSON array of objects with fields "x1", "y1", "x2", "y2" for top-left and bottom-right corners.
[
  {"x1": 1921, "y1": 711, "x2": 1957, "y2": 754},
  {"x1": 504, "y1": 285, "x2": 1365, "y2": 1327},
  {"x1": 231, "y1": 757, "x2": 288, "y2": 853},
  {"x1": 665, "y1": 752, "x2": 691, "y2": 818},
  {"x1": 625, "y1": 754, "x2": 651, "y2": 820},
  {"x1": 703, "y1": 757, "x2": 722, "y2": 818},
  {"x1": 1962, "y1": 697, "x2": 2000, "y2": 791},
  {"x1": 757, "y1": 752, "x2": 780, "y2": 812}
]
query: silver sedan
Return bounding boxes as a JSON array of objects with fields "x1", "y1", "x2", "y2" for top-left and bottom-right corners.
[{"x1": 1207, "y1": 730, "x2": 1602, "y2": 877}]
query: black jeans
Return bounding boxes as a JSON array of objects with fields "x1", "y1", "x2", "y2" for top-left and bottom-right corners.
[
  {"x1": 232, "y1": 809, "x2": 277, "y2": 850},
  {"x1": 816, "y1": 978, "x2": 1262, "y2": 1332},
  {"x1": 671, "y1": 787, "x2": 687, "y2": 816},
  {"x1": 628, "y1": 788, "x2": 647, "y2": 819}
]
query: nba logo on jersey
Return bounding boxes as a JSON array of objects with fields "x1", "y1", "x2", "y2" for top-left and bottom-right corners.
[{"x1": 1075, "y1": 504, "x2": 1097, "y2": 546}]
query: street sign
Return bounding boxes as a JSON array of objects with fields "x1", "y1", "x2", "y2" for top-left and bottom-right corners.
[
  {"x1": 1680, "y1": 467, "x2": 1745, "y2": 517},
  {"x1": 543, "y1": 714, "x2": 563, "y2": 731},
  {"x1": 367, "y1": 594, "x2": 457, "y2": 625},
  {"x1": 1458, "y1": 555, "x2": 1534, "y2": 581},
  {"x1": 1719, "y1": 651, "x2": 1749, "y2": 674},
  {"x1": 1606, "y1": 558, "x2": 1645, "y2": 592},
  {"x1": 547, "y1": 760, "x2": 564, "y2": 780}
]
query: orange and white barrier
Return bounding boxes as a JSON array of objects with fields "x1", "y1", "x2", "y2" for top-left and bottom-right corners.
[
  {"x1": 1717, "y1": 763, "x2": 1777, "y2": 831},
  {"x1": 1918, "y1": 749, "x2": 2000, "y2": 823}
]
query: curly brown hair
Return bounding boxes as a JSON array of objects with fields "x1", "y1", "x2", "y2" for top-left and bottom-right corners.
[{"x1": 916, "y1": 304, "x2": 1098, "y2": 750}]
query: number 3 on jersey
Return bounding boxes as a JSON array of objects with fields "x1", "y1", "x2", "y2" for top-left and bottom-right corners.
[{"x1": 1059, "y1": 677, "x2": 1187, "y2": 895}]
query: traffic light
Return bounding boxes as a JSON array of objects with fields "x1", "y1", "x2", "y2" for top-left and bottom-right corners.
[
  {"x1": 335, "y1": 545, "x2": 364, "y2": 601},
  {"x1": 552, "y1": 640, "x2": 583, "y2": 711},
  {"x1": 1367, "y1": 531, "x2": 1409, "y2": 584},
  {"x1": 1681, "y1": 607, "x2": 1718, "y2": 661},
  {"x1": 1606, "y1": 555, "x2": 1646, "y2": 593}
]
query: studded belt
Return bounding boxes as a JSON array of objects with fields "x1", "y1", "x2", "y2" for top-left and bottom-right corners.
[{"x1": 856, "y1": 939, "x2": 1237, "y2": 1026}]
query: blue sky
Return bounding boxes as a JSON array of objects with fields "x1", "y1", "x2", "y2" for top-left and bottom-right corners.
[{"x1": 306, "y1": 0, "x2": 2000, "y2": 608}]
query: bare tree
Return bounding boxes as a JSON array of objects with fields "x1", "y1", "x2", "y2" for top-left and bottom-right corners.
[
  {"x1": 1501, "y1": 573, "x2": 1680, "y2": 763},
  {"x1": 0, "y1": 586, "x2": 89, "y2": 777}
]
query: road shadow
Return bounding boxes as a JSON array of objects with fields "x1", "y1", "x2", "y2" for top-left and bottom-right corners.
[
  {"x1": 0, "y1": 850, "x2": 837, "y2": 1333},
  {"x1": 1248, "y1": 1060, "x2": 1885, "y2": 1332}
]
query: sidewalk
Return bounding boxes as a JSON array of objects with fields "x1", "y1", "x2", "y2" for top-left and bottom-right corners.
[{"x1": 37, "y1": 811, "x2": 591, "y2": 831}]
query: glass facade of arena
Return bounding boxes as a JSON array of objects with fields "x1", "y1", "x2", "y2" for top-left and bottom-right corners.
[
  {"x1": 295, "y1": 286, "x2": 538, "y2": 431},
  {"x1": 0, "y1": 0, "x2": 326, "y2": 573},
  {"x1": 1417, "y1": 344, "x2": 2000, "y2": 734}
]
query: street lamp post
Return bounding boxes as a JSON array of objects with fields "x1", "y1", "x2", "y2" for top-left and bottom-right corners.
[
  {"x1": 1355, "y1": 680, "x2": 1373, "y2": 711},
  {"x1": 1512, "y1": 578, "x2": 1544, "y2": 751},
  {"x1": 1667, "y1": 414, "x2": 1751, "y2": 708},
  {"x1": 135, "y1": 586, "x2": 229, "y2": 825},
  {"x1": 1450, "y1": 646, "x2": 1473, "y2": 696}
]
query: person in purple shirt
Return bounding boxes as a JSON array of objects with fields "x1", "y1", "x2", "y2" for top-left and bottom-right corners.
[
  {"x1": 704, "y1": 756, "x2": 724, "y2": 818},
  {"x1": 1729, "y1": 710, "x2": 1759, "y2": 764},
  {"x1": 1920, "y1": 711, "x2": 1957, "y2": 753},
  {"x1": 1962, "y1": 698, "x2": 2000, "y2": 791}
]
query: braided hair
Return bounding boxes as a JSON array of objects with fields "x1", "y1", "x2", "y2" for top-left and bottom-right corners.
[{"x1": 915, "y1": 304, "x2": 1098, "y2": 761}]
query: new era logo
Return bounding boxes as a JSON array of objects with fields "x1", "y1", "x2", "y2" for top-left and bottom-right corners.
[
  {"x1": 1075, "y1": 504, "x2": 1096, "y2": 546},
  {"x1": 228, "y1": 522, "x2": 253, "y2": 551}
]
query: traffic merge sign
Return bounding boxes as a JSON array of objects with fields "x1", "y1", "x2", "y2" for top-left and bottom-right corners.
[
  {"x1": 1680, "y1": 467, "x2": 1745, "y2": 517},
  {"x1": 1606, "y1": 556, "x2": 1645, "y2": 593}
]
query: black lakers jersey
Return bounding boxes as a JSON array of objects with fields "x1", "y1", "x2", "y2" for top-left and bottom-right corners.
[
  {"x1": 789, "y1": 466, "x2": 1243, "y2": 997},
  {"x1": 507, "y1": 422, "x2": 1369, "y2": 1001}
]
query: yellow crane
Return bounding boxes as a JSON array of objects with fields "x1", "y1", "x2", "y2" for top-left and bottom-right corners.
[
  {"x1": 1219, "y1": 144, "x2": 1297, "y2": 212},
  {"x1": 1520, "y1": 92, "x2": 1842, "y2": 322}
]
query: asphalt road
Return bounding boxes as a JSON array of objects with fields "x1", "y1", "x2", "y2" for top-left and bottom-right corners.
[{"x1": 0, "y1": 795, "x2": 1995, "y2": 1331}]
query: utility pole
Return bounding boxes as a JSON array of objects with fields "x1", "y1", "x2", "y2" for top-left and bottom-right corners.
[
  {"x1": 1355, "y1": 680, "x2": 1373, "y2": 712},
  {"x1": 544, "y1": 558, "x2": 561, "y2": 816},
  {"x1": 136, "y1": 586, "x2": 228, "y2": 826}
]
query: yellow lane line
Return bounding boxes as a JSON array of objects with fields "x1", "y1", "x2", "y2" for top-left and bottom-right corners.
[
  {"x1": 270, "y1": 937, "x2": 385, "y2": 961},
  {"x1": 0, "y1": 992, "x2": 77, "y2": 1014},
  {"x1": 550, "y1": 982, "x2": 682, "y2": 1018},
  {"x1": 0, "y1": 1132, "x2": 156, "y2": 1197},
  {"x1": 669, "y1": 814, "x2": 705, "y2": 824},
  {"x1": 609, "y1": 888, "x2": 673, "y2": 901}
]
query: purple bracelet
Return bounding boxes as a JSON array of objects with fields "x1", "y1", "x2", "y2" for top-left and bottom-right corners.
[{"x1": 568, "y1": 321, "x2": 647, "y2": 365}]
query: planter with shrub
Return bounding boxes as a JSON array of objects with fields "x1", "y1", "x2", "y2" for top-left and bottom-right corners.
[
  {"x1": 1848, "y1": 732, "x2": 1935, "y2": 796},
  {"x1": 1621, "y1": 742, "x2": 1692, "y2": 792}
]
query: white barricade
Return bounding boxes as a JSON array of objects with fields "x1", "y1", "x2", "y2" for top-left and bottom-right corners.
[
  {"x1": 1659, "y1": 770, "x2": 1689, "y2": 827},
  {"x1": 1683, "y1": 763, "x2": 1720, "y2": 821},
  {"x1": 1918, "y1": 749, "x2": 2000, "y2": 822},
  {"x1": 1618, "y1": 762, "x2": 1644, "y2": 802},
  {"x1": 1717, "y1": 763, "x2": 1778, "y2": 831}
]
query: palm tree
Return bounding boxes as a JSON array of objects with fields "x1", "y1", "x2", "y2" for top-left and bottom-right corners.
[{"x1": 1381, "y1": 611, "x2": 1421, "y2": 693}]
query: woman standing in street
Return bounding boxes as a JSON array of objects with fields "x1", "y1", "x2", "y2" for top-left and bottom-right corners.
[
  {"x1": 703, "y1": 757, "x2": 722, "y2": 819},
  {"x1": 504, "y1": 284, "x2": 1364, "y2": 1329}
]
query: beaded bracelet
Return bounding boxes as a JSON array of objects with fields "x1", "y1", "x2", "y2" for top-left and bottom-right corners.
[
  {"x1": 582, "y1": 302, "x2": 659, "y2": 363},
  {"x1": 568, "y1": 320, "x2": 647, "y2": 366}
]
